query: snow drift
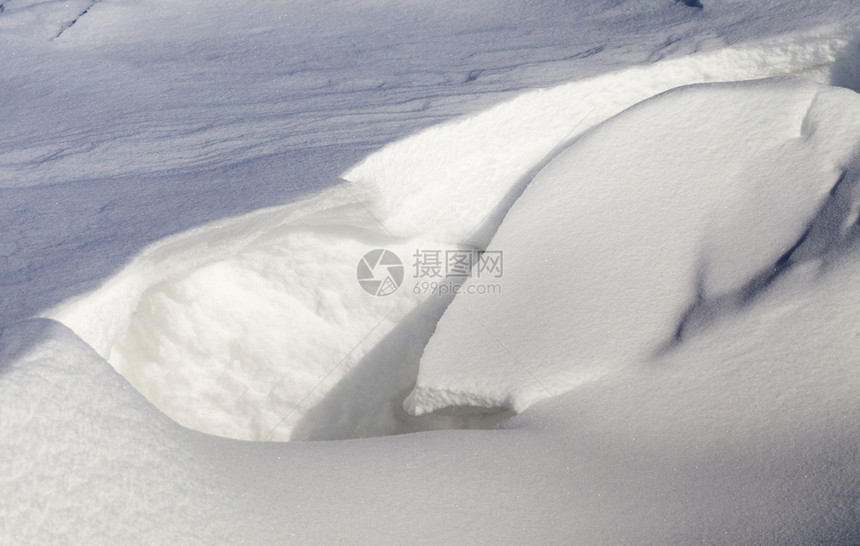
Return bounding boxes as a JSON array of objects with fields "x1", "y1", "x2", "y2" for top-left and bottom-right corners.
[
  {"x1": 44, "y1": 29, "x2": 860, "y2": 441},
  {"x1": 3, "y1": 0, "x2": 860, "y2": 542}
]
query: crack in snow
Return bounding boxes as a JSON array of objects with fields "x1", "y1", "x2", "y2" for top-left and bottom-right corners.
[
  {"x1": 52, "y1": 0, "x2": 94, "y2": 39},
  {"x1": 668, "y1": 160, "x2": 860, "y2": 350}
]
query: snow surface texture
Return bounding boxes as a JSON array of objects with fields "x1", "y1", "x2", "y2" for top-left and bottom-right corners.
[{"x1": 2, "y1": 0, "x2": 860, "y2": 543}]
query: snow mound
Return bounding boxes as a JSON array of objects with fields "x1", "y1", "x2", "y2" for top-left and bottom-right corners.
[
  {"x1": 44, "y1": 30, "x2": 860, "y2": 441},
  {"x1": 406, "y1": 77, "x2": 860, "y2": 416}
]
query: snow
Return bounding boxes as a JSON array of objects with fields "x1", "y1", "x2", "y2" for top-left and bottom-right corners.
[
  {"x1": 343, "y1": 27, "x2": 859, "y2": 245},
  {"x1": 406, "y1": 77, "x2": 860, "y2": 416},
  {"x1": 44, "y1": 28, "x2": 860, "y2": 441},
  {"x1": 2, "y1": 0, "x2": 860, "y2": 543},
  {"x1": 43, "y1": 183, "x2": 496, "y2": 440}
]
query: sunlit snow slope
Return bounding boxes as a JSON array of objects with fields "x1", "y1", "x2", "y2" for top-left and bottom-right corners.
[{"x1": 407, "y1": 77, "x2": 860, "y2": 415}]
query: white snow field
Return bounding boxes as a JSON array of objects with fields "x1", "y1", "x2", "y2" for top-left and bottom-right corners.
[{"x1": 2, "y1": 0, "x2": 860, "y2": 543}]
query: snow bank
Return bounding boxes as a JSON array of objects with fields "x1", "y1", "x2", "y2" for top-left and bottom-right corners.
[
  {"x1": 44, "y1": 29, "x2": 860, "y2": 441},
  {"x1": 406, "y1": 77, "x2": 860, "y2": 416}
]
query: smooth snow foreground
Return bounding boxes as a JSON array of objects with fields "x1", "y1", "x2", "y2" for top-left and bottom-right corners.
[{"x1": 47, "y1": 30, "x2": 860, "y2": 442}]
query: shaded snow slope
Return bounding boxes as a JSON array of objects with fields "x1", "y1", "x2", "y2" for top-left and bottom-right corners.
[
  {"x1": 3, "y1": 0, "x2": 860, "y2": 331},
  {"x1": 407, "y1": 77, "x2": 860, "y2": 415}
]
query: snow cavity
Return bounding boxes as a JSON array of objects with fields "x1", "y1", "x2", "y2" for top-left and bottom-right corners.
[{"x1": 45, "y1": 29, "x2": 860, "y2": 441}]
